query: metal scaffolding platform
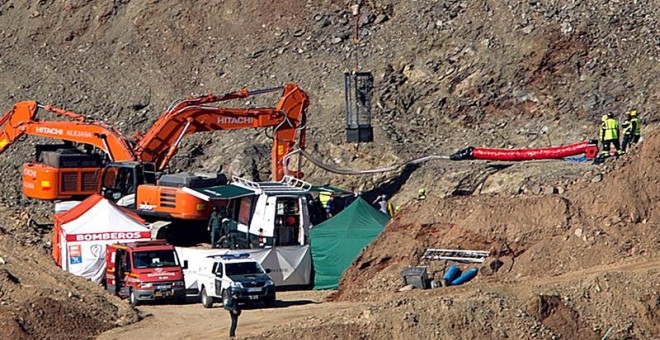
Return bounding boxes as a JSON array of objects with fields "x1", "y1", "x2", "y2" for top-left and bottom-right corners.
[{"x1": 422, "y1": 248, "x2": 490, "y2": 264}]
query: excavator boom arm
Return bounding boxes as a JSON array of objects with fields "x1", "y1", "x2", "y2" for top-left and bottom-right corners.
[
  {"x1": 270, "y1": 84, "x2": 308, "y2": 180},
  {"x1": 134, "y1": 84, "x2": 309, "y2": 179},
  {"x1": 0, "y1": 101, "x2": 136, "y2": 161},
  {"x1": 18, "y1": 122, "x2": 136, "y2": 161},
  {"x1": 0, "y1": 101, "x2": 88, "y2": 148}
]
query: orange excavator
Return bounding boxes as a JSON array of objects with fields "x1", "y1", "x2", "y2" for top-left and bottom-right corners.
[
  {"x1": 100, "y1": 84, "x2": 308, "y2": 220},
  {"x1": 131, "y1": 83, "x2": 307, "y2": 179},
  {"x1": 0, "y1": 101, "x2": 137, "y2": 199},
  {"x1": 0, "y1": 83, "x2": 309, "y2": 220}
]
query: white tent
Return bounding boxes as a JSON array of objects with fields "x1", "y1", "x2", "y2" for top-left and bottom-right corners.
[
  {"x1": 245, "y1": 246, "x2": 311, "y2": 286},
  {"x1": 53, "y1": 194, "x2": 151, "y2": 283},
  {"x1": 176, "y1": 245, "x2": 312, "y2": 288}
]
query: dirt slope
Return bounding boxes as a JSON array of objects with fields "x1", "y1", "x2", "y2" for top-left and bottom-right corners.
[
  {"x1": 0, "y1": 210, "x2": 139, "y2": 340},
  {"x1": 332, "y1": 129, "x2": 660, "y2": 339},
  {"x1": 0, "y1": 0, "x2": 657, "y2": 194}
]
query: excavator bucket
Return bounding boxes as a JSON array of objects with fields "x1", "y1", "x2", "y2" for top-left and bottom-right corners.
[
  {"x1": 271, "y1": 83, "x2": 309, "y2": 180},
  {"x1": 0, "y1": 101, "x2": 39, "y2": 152}
]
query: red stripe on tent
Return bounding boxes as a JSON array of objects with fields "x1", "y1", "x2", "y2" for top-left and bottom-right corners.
[{"x1": 54, "y1": 194, "x2": 146, "y2": 226}]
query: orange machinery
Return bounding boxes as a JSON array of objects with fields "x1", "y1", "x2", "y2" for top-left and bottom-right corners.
[
  {"x1": 100, "y1": 83, "x2": 309, "y2": 220},
  {"x1": 131, "y1": 83, "x2": 307, "y2": 179},
  {"x1": 0, "y1": 84, "x2": 309, "y2": 220},
  {"x1": 0, "y1": 101, "x2": 136, "y2": 199}
]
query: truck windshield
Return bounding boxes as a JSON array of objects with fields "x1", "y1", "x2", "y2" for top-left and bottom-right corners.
[
  {"x1": 132, "y1": 250, "x2": 179, "y2": 269},
  {"x1": 225, "y1": 262, "x2": 265, "y2": 276}
]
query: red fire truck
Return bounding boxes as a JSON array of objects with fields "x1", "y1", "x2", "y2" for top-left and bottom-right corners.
[{"x1": 105, "y1": 240, "x2": 187, "y2": 305}]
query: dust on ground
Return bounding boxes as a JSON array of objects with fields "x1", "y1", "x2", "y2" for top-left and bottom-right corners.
[{"x1": 97, "y1": 291, "x2": 347, "y2": 340}]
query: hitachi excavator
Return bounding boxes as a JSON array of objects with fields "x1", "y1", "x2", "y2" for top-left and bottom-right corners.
[
  {"x1": 101, "y1": 83, "x2": 308, "y2": 220},
  {"x1": 0, "y1": 101, "x2": 137, "y2": 199},
  {"x1": 0, "y1": 84, "x2": 309, "y2": 220}
]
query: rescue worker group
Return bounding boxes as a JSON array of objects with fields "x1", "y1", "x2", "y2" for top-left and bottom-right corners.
[{"x1": 598, "y1": 109, "x2": 642, "y2": 161}]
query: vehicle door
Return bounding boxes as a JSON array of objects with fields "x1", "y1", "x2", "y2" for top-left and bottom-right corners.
[
  {"x1": 101, "y1": 165, "x2": 137, "y2": 205},
  {"x1": 106, "y1": 248, "x2": 129, "y2": 296},
  {"x1": 117, "y1": 249, "x2": 132, "y2": 297},
  {"x1": 105, "y1": 246, "x2": 117, "y2": 294},
  {"x1": 274, "y1": 196, "x2": 302, "y2": 246},
  {"x1": 234, "y1": 196, "x2": 257, "y2": 248},
  {"x1": 299, "y1": 195, "x2": 311, "y2": 245},
  {"x1": 213, "y1": 262, "x2": 224, "y2": 296}
]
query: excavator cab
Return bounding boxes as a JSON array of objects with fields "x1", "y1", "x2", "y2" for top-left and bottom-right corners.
[{"x1": 100, "y1": 162, "x2": 157, "y2": 207}]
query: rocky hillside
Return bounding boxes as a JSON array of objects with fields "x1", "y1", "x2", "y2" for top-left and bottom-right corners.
[
  {"x1": 0, "y1": 0, "x2": 657, "y2": 193},
  {"x1": 0, "y1": 0, "x2": 657, "y2": 339}
]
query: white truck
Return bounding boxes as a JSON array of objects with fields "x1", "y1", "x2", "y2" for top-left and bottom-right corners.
[
  {"x1": 180, "y1": 176, "x2": 317, "y2": 288},
  {"x1": 181, "y1": 252, "x2": 276, "y2": 308},
  {"x1": 184, "y1": 175, "x2": 315, "y2": 249}
]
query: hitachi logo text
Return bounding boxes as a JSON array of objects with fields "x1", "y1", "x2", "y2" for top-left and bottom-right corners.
[
  {"x1": 218, "y1": 117, "x2": 254, "y2": 124},
  {"x1": 35, "y1": 127, "x2": 64, "y2": 135}
]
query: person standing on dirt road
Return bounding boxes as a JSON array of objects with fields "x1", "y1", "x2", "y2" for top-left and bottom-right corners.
[
  {"x1": 599, "y1": 113, "x2": 621, "y2": 158},
  {"x1": 224, "y1": 289, "x2": 242, "y2": 338}
]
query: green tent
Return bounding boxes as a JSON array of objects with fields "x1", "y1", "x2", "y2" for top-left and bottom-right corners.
[{"x1": 309, "y1": 197, "x2": 389, "y2": 290}]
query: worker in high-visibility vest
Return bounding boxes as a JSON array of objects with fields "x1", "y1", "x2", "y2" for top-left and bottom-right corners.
[
  {"x1": 599, "y1": 113, "x2": 621, "y2": 157},
  {"x1": 621, "y1": 110, "x2": 641, "y2": 152},
  {"x1": 416, "y1": 188, "x2": 427, "y2": 201},
  {"x1": 373, "y1": 194, "x2": 395, "y2": 217},
  {"x1": 318, "y1": 191, "x2": 332, "y2": 218}
]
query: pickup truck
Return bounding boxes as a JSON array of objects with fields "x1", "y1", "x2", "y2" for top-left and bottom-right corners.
[{"x1": 184, "y1": 253, "x2": 276, "y2": 308}]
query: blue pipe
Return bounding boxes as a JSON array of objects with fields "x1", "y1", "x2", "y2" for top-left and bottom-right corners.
[
  {"x1": 443, "y1": 264, "x2": 462, "y2": 282},
  {"x1": 450, "y1": 267, "x2": 478, "y2": 285}
]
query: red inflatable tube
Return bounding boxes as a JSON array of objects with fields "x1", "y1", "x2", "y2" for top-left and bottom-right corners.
[{"x1": 472, "y1": 141, "x2": 598, "y2": 161}]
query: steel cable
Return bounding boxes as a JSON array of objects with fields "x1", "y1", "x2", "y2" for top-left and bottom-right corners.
[{"x1": 283, "y1": 148, "x2": 451, "y2": 176}]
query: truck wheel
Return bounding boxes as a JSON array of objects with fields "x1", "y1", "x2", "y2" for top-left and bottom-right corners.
[
  {"x1": 200, "y1": 287, "x2": 213, "y2": 308},
  {"x1": 130, "y1": 289, "x2": 140, "y2": 306},
  {"x1": 264, "y1": 295, "x2": 276, "y2": 308}
]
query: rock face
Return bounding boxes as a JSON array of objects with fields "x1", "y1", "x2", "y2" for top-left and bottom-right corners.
[
  {"x1": 0, "y1": 0, "x2": 657, "y2": 339},
  {"x1": 0, "y1": 0, "x2": 657, "y2": 197}
]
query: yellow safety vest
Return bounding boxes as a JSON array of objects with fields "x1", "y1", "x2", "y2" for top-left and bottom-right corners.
[
  {"x1": 387, "y1": 201, "x2": 395, "y2": 217},
  {"x1": 601, "y1": 118, "x2": 619, "y2": 141},
  {"x1": 631, "y1": 117, "x2": 641, "y2": 136},
  {"x1": 319, "y1": 192, "x2": 331, "y2": 208}
]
